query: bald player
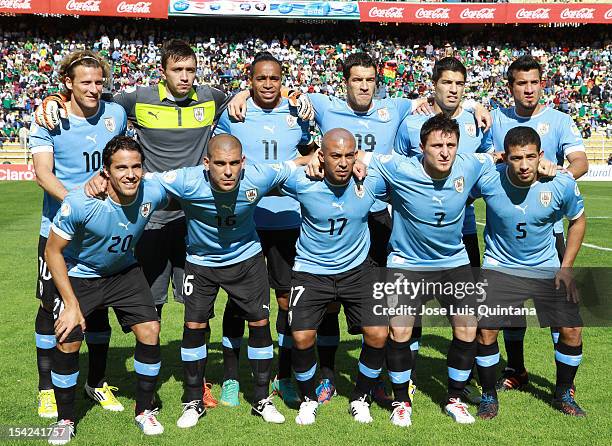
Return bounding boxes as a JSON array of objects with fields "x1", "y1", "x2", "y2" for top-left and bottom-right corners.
[
  {"x1": 279, "y1": 129, "x2": 389, "y2": 425},
  {"x1": 150, "y1": 134, "x2": 313, "y2": 427}
]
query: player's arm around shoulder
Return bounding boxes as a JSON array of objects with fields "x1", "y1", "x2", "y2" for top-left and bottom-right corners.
[{"x1": 146, "y1": 167, "x2": 193, "y2": 199}]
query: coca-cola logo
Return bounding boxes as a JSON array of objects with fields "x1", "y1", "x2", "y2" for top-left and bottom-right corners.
[
  {"x1": 0, "y1": 0, "x2": 31, "y2": 9},
  {"x1": 368, "y1": 6, "x2": 404, "y2": 19},
  {"x1": 604, "y1": 8, "x2": 612, "y2": 20},
  {"x1": 66, "y1": 0, "x2": 101, "y2": 11},
  {"x1": 560, "y1": 8, "x2": 595, "y2": 20},
  {"x1": 117, "y1": 1, "x2": 152, "y2": 14},
  {"x1": 459, "y1": 7, "x2": 495, "y2": 20},
  {"x1": 415, "y1": 7, "x2": 450, "y2": 20},
  {"x1": 515, "y1": 8, "x2": 550, "y2": 20}
]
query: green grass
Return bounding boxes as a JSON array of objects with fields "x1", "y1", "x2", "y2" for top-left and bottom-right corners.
[{"x1": 0, "y1": 181, "x2": 610, "y2": 445}]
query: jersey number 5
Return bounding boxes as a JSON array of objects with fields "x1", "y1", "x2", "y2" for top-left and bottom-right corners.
[{"x1": 515, "y1": 222, "x2": 527, "y2": 239}]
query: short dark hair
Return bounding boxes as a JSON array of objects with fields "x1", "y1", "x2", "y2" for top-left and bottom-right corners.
[
  {"x1": 103, "y1": 136, "x2": 144, "y2": 169},
  {"x1": 503, "y1": 126, "x2": 541, "y2": 153},
  {"x1": 420, "y1": 114, "x2": 460, "y2": 146},
  {"x1": 250, "y1": 52, "x2": 282, "y2": 77},
  {"x1": 161, "y1": 39, "x2": 196, "y2": 69},
  {"x1": 342, "y1": 52, "x2": 377, "y2": 80},
  {"x1": 432, "y1": 57, "x2": 466, "y2": 83},
  {"x1": 507, "y1": 56, "x2": 542, "y2": 86}
]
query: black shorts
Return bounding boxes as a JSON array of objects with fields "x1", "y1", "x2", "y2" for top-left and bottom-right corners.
[
  {"x1": 36, "y1": 236, "x2": 57, "y2": 309},
  {"x1": 135, "y1": 217, "x2": 187, "y2": 305},
  {"x1": 183, "y1": 253, "x2": 270, "y2": 323},
  {"x1": 55, "y1": 265, "x2": 159, "y2": 342},
  {"x1": 385, "y1": 265, "x2": 479, "y2": 326},
  {"x1": 368, "y1": 209, "x2": 392, "y2": 267},
  {"x1": 257, "y1": 228, "x2": 299, "y2": 293},
  {"x1": 289, "y1": 260, "x2": 387, "y2": 334},
  {"x1": 477, "y1": 269, "x2": 582, "y2": 329}
]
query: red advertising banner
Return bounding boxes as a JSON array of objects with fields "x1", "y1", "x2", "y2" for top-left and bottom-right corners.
[
  {"x1": 48, "y1": 0, "x2": 168, "y2": 18},
  {"x1": 0, "y1": 0, "x2": 49, "y2": 14},
  {"x1": 0, "y1": 164, "x2": 36, "y2": 181},
  {"x1": 359, "y1": 3, "x2": 612, "y2": 24}
]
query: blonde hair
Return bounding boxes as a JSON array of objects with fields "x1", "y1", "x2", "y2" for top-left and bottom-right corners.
[{"x1": 58, "y1": 50, "x2": 110, "y2": 93}]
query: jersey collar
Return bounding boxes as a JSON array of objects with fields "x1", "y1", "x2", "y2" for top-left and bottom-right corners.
[{"x1": 158, "y1": 80, "x2": 198, "y2": 102}]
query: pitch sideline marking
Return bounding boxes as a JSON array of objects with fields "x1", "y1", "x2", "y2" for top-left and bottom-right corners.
[{"x1": 475, "y1": 221, "x2": 612, "y2": 251}]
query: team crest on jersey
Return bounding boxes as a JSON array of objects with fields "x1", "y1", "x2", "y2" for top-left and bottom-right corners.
[
  {"x1": 60, "y1": 202, "x2": 71, "y2": 217},
  {"x1": 140, "y1": 202, "x2": 152, "y2": 218},
  {"x1": 464, "y1": 123, "x2": 476, "y2": 138},
  {"x1": 539, "y1": 191, "x2": 552, "y2": 207},
  {"x1": 104, "y1": 117, "x2": 116, "y2": 132},
  {"x1": 570, "y1": 123, "x2": 581, "y2": 137},
  {"x1": 286, "y1": 115, "x2": 297, "y2": 128},
  {"x1": 162, "y1": 170, "x2": 177, "y2": 184},
  {"x1": 354, "y1": 183, "x2": 365, "y2": 199},
  {"x1": 246, "y1": 188, "x2": 258, "y2": 202},
  {"x1": 454, "y1": 176, "x2": 464, "y2": 193},
  {"x1": 377, "y1": 154, "x2": 393, "y2": 163},
  {"x1": 536, "y1": 122, "x2": 550, "y2": 136},
  {"x1": 377, "y1": 108, "x2": 390, "y2": 122},
  {"x1": 574, "y1": 183, "x2": 580, "y2": 197},
  {"x1": 193, "y1": 107, "x2": 205, "y2": 122}
]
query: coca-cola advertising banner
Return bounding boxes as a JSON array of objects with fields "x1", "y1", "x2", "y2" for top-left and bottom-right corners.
[
  {"x1": 48, "y1": 0, "x2": 169, "y2": 18},
  {"x1": 0, "y1": 0, "x2": 49, "y2": 14},
  {"x1": 359, "y1": 3, "x2": 612, "y2": 24}
]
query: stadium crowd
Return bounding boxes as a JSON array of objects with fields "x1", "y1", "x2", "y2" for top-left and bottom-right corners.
[{"x1": 0, "y1": 17, "x2": 610, "y2": 142}]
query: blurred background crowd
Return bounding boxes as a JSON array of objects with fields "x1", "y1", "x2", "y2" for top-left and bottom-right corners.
[{"x1": 1, "y1": 16, "x2": 610, "y2": 145}]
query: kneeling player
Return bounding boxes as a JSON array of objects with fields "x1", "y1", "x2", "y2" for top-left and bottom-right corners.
[
  {"x1": 472, "y1": 126, "x2": 586, "y2": 418},
  {"x1": 44, "y1": 137, "x2": 170, "y2": 444},
  {"x1": 151, "y1": 135, "x2": 313, "y2": 428},
  {"x1": 363, "y1": 115, "x2": 499, "y2": 425},
  {"x1": 282, "y1": 129, "x2": 389, "y2": 425}
]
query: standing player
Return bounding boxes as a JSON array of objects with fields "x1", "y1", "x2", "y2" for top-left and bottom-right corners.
[
  {"x1": 213, "y1": 52, "x2": 313, "y2": 407},
  {"x1": 363, "y1": 115, "x2": 497, "y2": 425},
  {"x1": 151, "y1": 135, "x2": 312, "y2": 428},
  {"x1": 472, "y1": 127, "x2": 586, "y2": 418},
  {"x1": 30, "y1": 51, "x2": 127, "y2": 418},
  {"x1": 280, "y1": 129, "x2": 389, "y2": 425},
  {"x1": 44, "y1": 137, "x2": 170, "y2": 444},
  {"x1": 482, "y1": 56, "x2": 588, "y2": 392},
  {"x1": 394, "y1": 57, "x2": 489, "y2": 401}
]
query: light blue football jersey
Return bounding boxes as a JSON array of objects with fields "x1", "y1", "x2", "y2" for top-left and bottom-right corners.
[
  {"x1": 472, "y1": 165, "x2": 584, "y2": 278},
  {"x1": 394, "y1": 109, "x2": 490, "y2": 235},
  {"x1": 51, "y1": 179, "x2": 168, "y2": 278},
  {"x1": 369, "y1": 152, "x2": 495, "y2": 268},
  {"x1": 309, "y1": 94, "x2": 413, "y2": 213},
  {"x1": 481, "y1": 106, "x2": 584, "y2": 234},
  {"x1": 280, "y1": 167, "x2": 388, "y2": 275},
  {"x1": 214, "y1": 98, "x2": 310, "y2": 230},
  {"x1": 153, "y1": 161, "x2": 295, "y2": 267},
  {"x1": 29, "y1": 101, "x2": 128, "y2": 238}
]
